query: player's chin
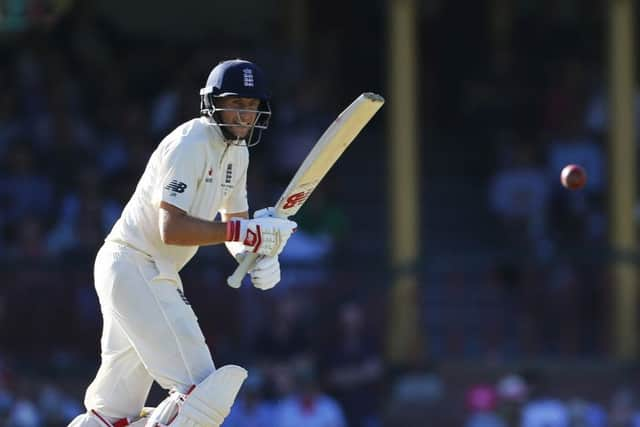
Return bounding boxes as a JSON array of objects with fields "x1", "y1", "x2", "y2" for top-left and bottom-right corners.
[{"x1": 230, "y1": 128, "x2": 251, "y2": 139}]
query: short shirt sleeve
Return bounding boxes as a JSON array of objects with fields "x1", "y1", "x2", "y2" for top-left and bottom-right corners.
[{"x1": 154, "y1": 138, "x2": 205, "y2": 213}]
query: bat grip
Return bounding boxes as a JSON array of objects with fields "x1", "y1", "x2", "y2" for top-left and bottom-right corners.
[{"x1": 227, "y1": 252, "x2": 260, "y2": 288}]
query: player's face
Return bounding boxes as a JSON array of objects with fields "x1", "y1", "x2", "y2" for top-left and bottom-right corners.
[{"x1": 216, "y1": 97, "x2": 261, "y2": 138}]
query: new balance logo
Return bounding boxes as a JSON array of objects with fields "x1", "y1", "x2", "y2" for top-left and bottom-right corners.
[
  {"x1": 177, "y1": 289, "x2": 191, "y2": 305},
  {"x1": 165, "y1": 180, "x2": 187, "y2": 193},
  {"x1": 242, "y1": 68, "x2": 254, "y2": 87}
]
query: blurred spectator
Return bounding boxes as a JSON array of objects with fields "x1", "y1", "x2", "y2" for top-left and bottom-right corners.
[
  {"x1": 9, "y1": 216, "x2": 47, "y2": 260},
  {"x1": 225, "y1": 370, "x2": 276, "y2": 427},
  {"x1": 566, "y1": 398, "x2": 607, "y2": 427},
  {"x1": 585, "y1": 84, "x2": 640, "y2": 138},
  {"x1": 0, "y1": 359, "x2": 14, "y2": 421},
  {"x1": 39, "y1": 110, "x2": 92, "y2": 197},
  {"x1": 520, "y1": 371, "x2": 569, "y2": 427},
  {"x1": 38, "y1": 382, "x2": 82, "y2": 425},
  {"x1": 496, "y1": 374, "x2": 528, "y2": 426},
  {"x1": 46, "y1": 167, "x2": 119, "y2": 256},
  {"x1": 278, "y1": 184, "x2": 349, "y2": 289},
  {"x1": 6, "y1": 398, "x2": 40, "y2": 427},
  {"x1": 489, "y1": 141, "x2": 550, "y2": 254},
  {"x1": 322, "y1": 302, "x2": 384, "y2": 427},
  {"x1": 0, "y1": 85, "x2": 24, "y2": 158},
  {"x1": 275, "y1": 358, "x2": 347, "y2": 427},
  {"x1": 6, "y1": 379, "x2": 40, "y2": 427},
  {"x1": 608, "y1": 388, "x2": 640, "y2": 427},
  {"x1": 285, "y1": 184, "x2": 348, "y2": 259},
  {"x1": 270, "y1": 76, "x2": 334, "y2": 176},
  {"x1": 0, "y1": 142, "x2": 53, "y2": 235},
  {"x1": 542, "y1": 59, "x2": 590, "y2": 136},
  {"x1": 255, "y1": 295, "x2": 311, "y2": 365},
  {"x1": 389, "y1": 361, "x2": 443, "y2": 406},
  {"x1": 496, "y1": 374, "x2": 528, "y2": 401},
  {"x1": 464, "y1": 384, "x2": 506, "y2": 427},
  {"x1": 150, "y1": 65, "x2": 195, "y2": 138},
  {"x1": 93, "y1": 103, "x2": 128, "y2": 175},
  {"x1": 281, "y1": 196, "x2": 340, "y2": 263},
  {"x1": 384, "y1": 360, "x2": 444, "y2": 427}
]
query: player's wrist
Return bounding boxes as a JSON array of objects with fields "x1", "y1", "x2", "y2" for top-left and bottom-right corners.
[{"x1": 226, "y1": 219, "x2": 243, "y2": 241}]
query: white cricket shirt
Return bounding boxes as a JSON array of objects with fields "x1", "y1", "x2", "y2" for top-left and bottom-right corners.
[{"x1": 106, "y1": 117, "x2": 249, "y2": 271}]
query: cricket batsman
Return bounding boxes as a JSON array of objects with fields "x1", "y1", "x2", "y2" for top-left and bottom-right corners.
[{"x1": 69, "y1": 59, "x2": 297, "y2": 427}]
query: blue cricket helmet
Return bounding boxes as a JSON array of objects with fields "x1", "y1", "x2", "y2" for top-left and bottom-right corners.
[
  {"x1": 201, "y1": 59, "x2": 270, "y2": 100},
  {"x1": 199, "y1": 59, "x2": 272, "y2": 146}
]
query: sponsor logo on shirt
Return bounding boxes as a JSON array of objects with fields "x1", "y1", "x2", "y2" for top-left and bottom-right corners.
[
  {"x1": 221, "y1": 163, "x2": 234, "y2": 196},
  {"x1": 225, "y1": 164, "x2": 233, "y2": 184},
  {"x1": 165, "y1": 180, "x2": 187, "y2": 194}
]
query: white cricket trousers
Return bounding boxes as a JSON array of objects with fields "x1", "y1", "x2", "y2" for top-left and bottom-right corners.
[{"x1": 83, "y1": 241, "x2": 215, "y2": 420}]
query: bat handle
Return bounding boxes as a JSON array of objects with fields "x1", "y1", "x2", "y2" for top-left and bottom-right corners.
[{"x1": 227, "y1": 252, "x2": 260, "y2": 288}]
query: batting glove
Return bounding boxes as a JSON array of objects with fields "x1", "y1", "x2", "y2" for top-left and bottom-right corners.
[
  {"x1": 226, "y1": 217, "x2": 297, "y2": 257},
  {"x1": 248, "y1": 255, "x2": 281, "y2": 290},
  {"x1": 253, "y1": 206, "x2": 276, "y2": 219}
]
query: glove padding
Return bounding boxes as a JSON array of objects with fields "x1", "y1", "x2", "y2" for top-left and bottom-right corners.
[
  {"x1": 248, "y1": 254, "x2": 281, "y2": 290},
  {"x1": 253, "y1": 207, "x2": 276, "y2": 219},
  {"x1": 226, "y1": 216, "x2": 296, "y2": 257},
  {"x1": 243, "y1": 207, "x2": 285, "y2": 290}
]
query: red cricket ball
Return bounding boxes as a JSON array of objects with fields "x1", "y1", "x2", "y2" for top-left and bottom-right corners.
[{"x1": 561, "y1": 164, "x2": 587, "y2": 190}]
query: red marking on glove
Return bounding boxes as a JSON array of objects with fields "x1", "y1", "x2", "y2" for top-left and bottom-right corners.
[
  {"x1": 244, "y1": 229, "x2": 257, "y2": 246},
  {"x1": 226, "y1": 221, "x2": 235, "y2": 241},
  {"x1": 251, "y1": 225, "x2": 262, "y2": 252}
]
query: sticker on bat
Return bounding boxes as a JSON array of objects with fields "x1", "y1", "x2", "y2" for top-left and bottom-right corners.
[{"x1": 282, "y1": 191, "x2": 309, "y2": 209}]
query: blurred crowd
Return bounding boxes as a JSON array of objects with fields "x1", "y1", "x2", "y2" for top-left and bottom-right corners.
[
  {"x1": 414, "y1": 0, "x2": 618, "y2": 361},
  {"x1": 480, "y1": 1, "x2": 612, "y2": 358},
  {"x1": 2, "y1": 0, "x2": 640, "y2": 426}
]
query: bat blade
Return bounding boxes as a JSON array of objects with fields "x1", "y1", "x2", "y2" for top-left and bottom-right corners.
[{"x1": 227, "y1": 92, "x2": 385, "y2": 288}]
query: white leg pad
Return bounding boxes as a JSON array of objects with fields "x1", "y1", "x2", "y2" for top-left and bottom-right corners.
[
  {"x1": 144, "y1": 392, "x2": 182, "y2": 427},
  {"x1": 127, "y1": 419, "x2": 150, "y2": 427},
  {"x1": 145, "y1": 365, "x2": 247, "y2": 427}
]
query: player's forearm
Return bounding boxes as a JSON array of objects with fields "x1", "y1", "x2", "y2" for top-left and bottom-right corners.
[
  {"x1": 159, "y1": 201, "x2": 236, "y2": 246},
  {"x1": 160, "y1": 208, "x2": 228, "y2": 246}
]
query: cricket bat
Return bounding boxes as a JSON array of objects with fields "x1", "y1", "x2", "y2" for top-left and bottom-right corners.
[{"x1": 227, "y1": 92, "x2": 385, "y2": 288}]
